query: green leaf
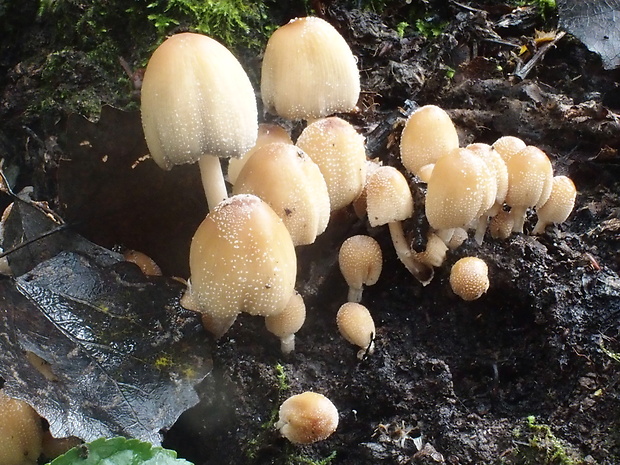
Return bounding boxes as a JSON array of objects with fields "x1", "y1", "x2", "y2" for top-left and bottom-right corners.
[{"x1": 49, "y1": 437, "x2": 193, "y2": 465}]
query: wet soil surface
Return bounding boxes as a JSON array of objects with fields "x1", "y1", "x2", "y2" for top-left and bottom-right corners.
[{"x1": 1, "y1": 2, "x2": 620, "y2": 464}]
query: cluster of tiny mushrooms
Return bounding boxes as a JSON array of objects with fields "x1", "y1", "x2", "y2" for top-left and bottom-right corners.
[{"x1": 0, "y1": 15, "x2": 578, "y2": 460}]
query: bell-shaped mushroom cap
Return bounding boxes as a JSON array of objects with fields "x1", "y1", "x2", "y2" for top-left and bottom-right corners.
[
  {"x1": 261, "y1": 16, "x2": 360, "y2": 120},
  {"x1": 228, "y1": 123, "x2": 292, "y2": 186},
  {"x1": 276, "y1": 392, "x2": 339, "y2": 444},
  {"x1": 532, "y1": 175, "x2": 577, "y2": 235},
  {"x1": 426, "y1": 148, "x2": 495, "y2": 232},
  {"x1": 365, "y1": 165, "x2": 413, "y2": 227},
  {"x1": 466, "y1": 143, "x2": 508, "y2": 207},
  {"x1": 492, "y1": 135, "x2": 526, "y2": 163},
  {"x1": 338, "y1": 235, "x2": 383, "y2": 302},
  {"x1": 265, "y1": 291, "x2": 306, "y2": 354},
  {"x1": 449, "y1": 257, "x2": 490, "y2": 301},
  {"x1": 233, "y1": 142, "x2": 330, "y2": 246},
  {"x1": 336, "y1": 302, "x2": 376, "y2": 358},
  {"x1": 296, "y1": 117, "x2": 366, "y2": 211},
  {"x1": 504, "y1": 145, "x2": 554, "y2": 233},
  {"x1": 0, "y1": 391, "x2": 43, "y2": 465},
  {"x1": 399, "y1": 105, "x2": 459, "y2": 178},
  {"x1": 141, "y1": 32, "x2": 258, "y2": 170},
  {"x1": 182, "y1": 194, "x2": 297, "y2": 337}
]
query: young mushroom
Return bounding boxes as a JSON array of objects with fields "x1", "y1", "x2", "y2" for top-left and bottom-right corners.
[
  {"x1": 492, "y1": 135, "x2": 527, "y2": 163},
  {"x1": 181, "y1": 194, "x2": 297, "y2": 338},
  {"x1": 426, "y1": 147, "x2": 495, "y2": 245},
  {"x1": 466, "y1": 142, "x2": 508, "y2": 244},
  {"x1": 141, "y1": 32, "x2": 258, "y2": 210},
  {"x1": 233, "y1": 142, "x2": 330, "y2": 246},
  {"x1": 0, "y1": 391, "x2": 43, "y2": 465},
  {"x1": 399, "y1": 105, "x2": 459, "y2": 181},
  {"x1": 228, "y1": 123, "x2": 292, "y2": 186},
  {"x1": 449, "y1": 257, "x2": 490, "y2": 301},
  {"x1": 276, "y1": 392, "x2": 339, "y2": 444},
  {"x1": 265, "y1": 291, "x2": 306, "y2": 354},
  {"x1": 532, "y1": 175, "x2": 577, "y2": 235},
  {"x1": 261, "y1": 16, "x2": 360, "y2": 120},
  {"x1": 504, "y1": 145, "x2": 554, "y2": 233},
  {"x1": 336, "y1": 302, "x2": 376, "y2": 359},
  {"x1": 338, "y1": 235, "x2": 383, "y2": 302},
  {"x1": 365, "y1": 165, "x2": 433, "y2": 284},
  {"x1": 296, "y1": 117, "x2": 367, "y2": 211}
]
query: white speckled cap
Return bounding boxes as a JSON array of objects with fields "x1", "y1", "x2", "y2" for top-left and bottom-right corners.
[
  {"x1": 141, "y1": 32, "x2": 258, "y2": 170},
  {"x1": 261, "y1": 16, "x2": 360, "y2": 120},
  {"x1": 183, "y1": 194, "x2": 296, "y2": 336}
]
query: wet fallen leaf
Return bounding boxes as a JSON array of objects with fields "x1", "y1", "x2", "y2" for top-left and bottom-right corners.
[
  {"x1": 558, "y1": 0, "x2": 620, "y2": 70},
  {"x1": 0, "y1": 203, "x2": 211, "y2": 445}
]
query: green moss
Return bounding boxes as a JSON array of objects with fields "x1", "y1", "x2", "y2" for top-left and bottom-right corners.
[{"x1": 503, "y1": 415, "x2": 582, "y2": 465}]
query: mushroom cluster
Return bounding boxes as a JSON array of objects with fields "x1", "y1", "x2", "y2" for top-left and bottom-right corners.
[{"x1": 133, "y1": 15, "x2": 579, "y2": 450}]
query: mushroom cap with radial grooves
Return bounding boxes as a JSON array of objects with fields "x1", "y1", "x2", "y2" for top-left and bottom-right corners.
[
  {"x1": 185, "y1": 194, "x2": 297, "y2": 323},
  {"x1": 296, "y1": 117, "x2": 367, "y2": 211},
  {"x1": 426, "y1": 148, "x2": 494, "y2": 231},
  {"x1": 339, "y1": 235, "x2": 383, "y2": 291},
  {"x1": 233, "y1": 142, "x2": 330, "y2": 246},
  {"x1": 276, "y1": 392, "x2": 339, "y2": 444},
  {"x1": 450, "y1": 257, "x2": 490, "y2": 301},
  {"x1": 141, "y1": 32, "x2": 258, "y2": 170},
  {"x1": 365, "y1": 165, "x2": 414, "y2": 227},
  {"x1": 261, "y1": 16, "x2": 360, "y2": 120},
  {"x1": 400, "y1": 105, "x2": 460, "y2": 178}
]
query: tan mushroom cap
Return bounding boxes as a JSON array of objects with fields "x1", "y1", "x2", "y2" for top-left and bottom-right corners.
[
  {"x1": 141, "y1": 32, "x2": 258, "y2": 169},
  {"x1": 338, "y1": 235, "x2": 383, "y2": 303},
  {"x1": 426, "y1": 148, "x2": 495, "y2": 234},
  {"x1": 181, "y1": 194, "x2": 297, "y2": 337},
  {"x1": 532, "y1": 175, "x2": 577, "y2": 235},
  {"x1": 449, "y1": 257, "x2": 490, "y2": 301},
  {"x1": 261, "y1": 16, "x2": 360, "y2": 120},
  {"x1": 505, "y1": 145, "x2": 554, "y2": 233},
  {"x1": 0, "y1": 391, "x2": 42, "y2": 465},
  {"x1": 233, "y1": 142, "x2": 330, "y2": 246},
  {"x1": 265, "y1": 291, "x2": 306, "y2": 354},
  {"x1": 365, "y1": 165, "x2": 413, "y2": 227},
  {"x1": 336, "y1": 302, "x2": 376, "y2": 358},
  {"x1": 492, "y1": 135, "x2": 526, "y2": 163},
  {"x1": 276, "y1": 392, "x2": 339, "y2": 444},
  {"x1": 489, "y1": 210, "x2": 514, "y2": 240},
  {"x1": 399, "y1": 105, "x2": 460, "y2": 178},
  {"x1": 228, "y1": 123, "x2": 292, "y2": 186},
  {"x1": 296, "y1": 117, "x2": 366, "y2": 211}
]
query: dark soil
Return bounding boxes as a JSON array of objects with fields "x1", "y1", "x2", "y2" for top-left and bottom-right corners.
[{"x1": 1, "y1": 1, "x2": 619, "y2": 464}]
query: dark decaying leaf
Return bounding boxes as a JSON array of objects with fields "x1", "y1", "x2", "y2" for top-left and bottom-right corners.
[
  {"x1": 558, "y1": 0, "x2": 620, "y2": 70},
  {"x1": 0, "y1": 245, "x2": 211, "y2": 445},
  {"x1": 2, "y1": 198, "x2": 120, "y2": 277}
]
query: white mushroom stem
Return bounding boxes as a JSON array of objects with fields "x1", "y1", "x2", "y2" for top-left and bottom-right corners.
[
  {"x1": 510, "y1": 205, "x2": 528, "y2": 233},
  {"x1": 388, "y1": 221, "x2": 433, "y2": 285},
  {"x1": 199, "y1": 156, "x2": 229, "y2": 211},
  {"x1": 348, "y1": 287, "x2": 363, "y2": 303},
  {"x1": 280, "y1": 334, "x2": 296, "y2": 354}
]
